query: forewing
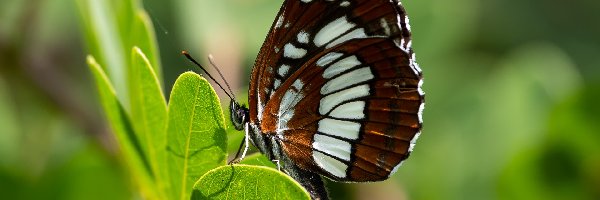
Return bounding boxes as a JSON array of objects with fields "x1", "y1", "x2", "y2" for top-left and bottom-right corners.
[
  {"x1": 248, "y1": 0, "x2": 415, "y2": 124},
  {"x1": 249, "y1": 0, "x2": 423, "y2": 182}
]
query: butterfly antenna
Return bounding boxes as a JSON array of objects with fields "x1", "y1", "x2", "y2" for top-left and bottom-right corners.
[
  {"x1": 208, "y1": 54, "x2": 237, "y2": 100},
  {"x1": 182, "y1": 51, "x2": 235, "y2": 100}
]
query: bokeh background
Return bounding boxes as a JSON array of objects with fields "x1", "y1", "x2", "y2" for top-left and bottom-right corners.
[{"x1": 1, "y1": 0, "x2": 599, "y2": 199}]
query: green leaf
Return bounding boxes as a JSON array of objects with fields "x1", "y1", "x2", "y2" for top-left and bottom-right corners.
[
  {"x1": 166, "y1": 72, "x2": 227, "y2": 200},
  {"x1": 77, "y1": 0, "x2": 128, "y2": 105},
  {"x1": 238, "y1": 153, "x2": 277, "y2": 169},
  {"x1": 128, "y1": 47, "x2": 168, "y2": 197},
  {"x1": 77, "y1": 0, "x2": 163, "y2": 109},
  {"x1": 131, "y1": 10, "x2": 162, "y2": 81},
  {"x1": 79, "y1": 0, "x2": 165, "y2": 198},
  {"x1": 191, "y1": 165, "x2": 310, "y2": 200},
  {"x1": 86, "y1": 55, "x2": 155, "y2": 197}
]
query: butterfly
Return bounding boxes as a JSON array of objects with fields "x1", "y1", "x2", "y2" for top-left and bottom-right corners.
[{"x1": 187, "y1": 0, "x2": 424, "y2": 199}]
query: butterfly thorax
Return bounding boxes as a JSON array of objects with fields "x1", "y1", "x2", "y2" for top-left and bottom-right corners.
[{"x1": 229, "y1": 100, "x2": 249, "y2": 131}]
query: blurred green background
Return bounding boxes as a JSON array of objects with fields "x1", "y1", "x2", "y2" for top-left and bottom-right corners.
[{"x1": 1, "y1": 0, "x2": 599, "y2": 199}]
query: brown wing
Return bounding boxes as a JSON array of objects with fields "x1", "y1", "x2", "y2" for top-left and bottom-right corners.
[
  {"x1": 248, "y1": 0, "x2": 414, "y2": 124},
  {"x1": 250, "y1": 0, "x2": 423, "y2": 182},
  {"x1": 263, "y1": 36, "x2": 423, "y2": 182}
]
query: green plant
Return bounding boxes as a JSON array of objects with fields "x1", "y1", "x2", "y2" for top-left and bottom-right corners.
[{"x1": 78, "y1": 0, "x2": 309, "y2": 199}]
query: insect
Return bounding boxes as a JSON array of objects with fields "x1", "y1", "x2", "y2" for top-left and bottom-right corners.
[{"x1": 185, "y1": 0, "x2": 423, "y2": 199}]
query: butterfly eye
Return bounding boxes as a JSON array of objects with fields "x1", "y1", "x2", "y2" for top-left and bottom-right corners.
[{"x1": 230, "y1": 100, "x2": 248, "y2": 131}]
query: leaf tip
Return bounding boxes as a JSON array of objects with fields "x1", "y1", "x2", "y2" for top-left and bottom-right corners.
[{"x1": 86, "y1": 55, "x2": 98, "y2": 66}]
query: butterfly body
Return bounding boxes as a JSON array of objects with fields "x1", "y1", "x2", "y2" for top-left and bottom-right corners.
[{"x1": 230, "y1": 0, "x2": 424, "y2": 199}]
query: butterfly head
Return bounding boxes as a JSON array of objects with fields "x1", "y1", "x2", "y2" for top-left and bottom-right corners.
[{"x1": 229, "y1": 100, "x2": 249, "y2": 131}]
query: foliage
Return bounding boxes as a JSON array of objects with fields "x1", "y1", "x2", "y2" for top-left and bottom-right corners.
[
  {"x1": 191, "y1": 165, "x2": 310, "y2": 200},
  {"x1": 1, "y1": 0, "x2": 599, "y2": 199},
  {"x1": 79, "y1": 0, "x2": 308, "y2": 199}
]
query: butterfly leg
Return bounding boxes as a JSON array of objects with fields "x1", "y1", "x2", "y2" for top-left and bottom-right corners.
[
  {"x1": 272, "y1": 159, "x2": 281, "y2": 171},
  {"x1": 228, "y1": 123, "x2": 252, "y2": 164},
  {"x1": 282, "y1": 160, "x2": 329, "y2": 200},
  {"x1": 269, "y1": 138, "x2": 329, "y2": 199},
  {"x1": 227, "y1": 136, "x2": 245, "y2": 164},
  {"x1": 240, "y1": 123, "x2": 251, "y2": 160}
]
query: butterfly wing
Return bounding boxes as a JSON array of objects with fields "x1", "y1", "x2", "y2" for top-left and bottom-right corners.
[
  {"x1": 249, "y1": 0, "x2": 423, "y2": 182},
  {"x1": 249, "y1": 0, "x2": 415, "y2": 123}
]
